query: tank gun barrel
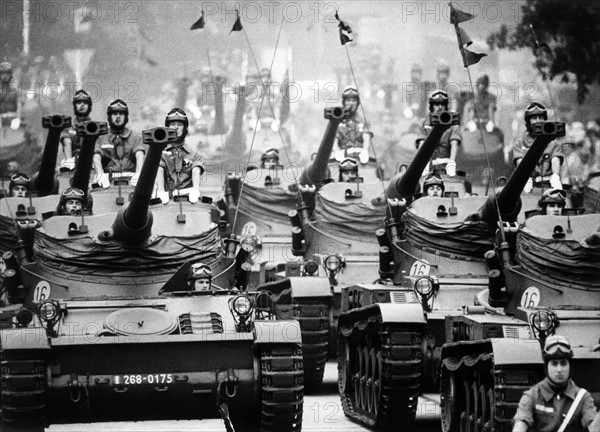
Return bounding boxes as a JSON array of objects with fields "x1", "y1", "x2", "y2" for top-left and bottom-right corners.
[
  {"x1": 209, "y1": 76, "x2": 228, "y2": 135},
  {"x1": 386, "y1": 112, "x2": 458, "y2": 199},
  {"x1": 33, "y1": 115, "x2": 71, "y2": 196},
  {"x1": 299, "y1": 107, "x2": 349, "y2": 187},
  {"x1": 223, "y1": 86, "x2": 247, "y2": 156},
  {"x1": 108, "y1": 127, "x2": 174, "y2": 244},
  {"x1": 71, "y1": 121, "x2": 108, "y2": 194},
  {"x1": 480, "y1": 121, "x2": 566, "y2": 223}
]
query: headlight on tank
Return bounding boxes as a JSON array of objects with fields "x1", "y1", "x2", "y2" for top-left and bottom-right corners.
[
  {"x1": 304, "y1": 259, "x2": 319, "y2": 275},
  {"x1": 414, "y1": 277, "x2": 433, "y2": 296},
  {"x1": 37, "y1": 300, "x2": 60, "y2": 322},
  {"x1": 231, "y1": 295, "x2": 253, "y2": 316},
  {"x1": 240, "y1": 236, "x2": 259, "y2": 253},
  {"x1": 531, "y1": 310, "x2": 557, "y2": 334},
  {"x1": 324, "y1": 254, "x2": 344, "y2": 272}
]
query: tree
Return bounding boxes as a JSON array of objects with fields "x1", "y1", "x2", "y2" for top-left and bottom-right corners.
[{"x1": 486, "y1": 0, "x2": 600, "y2": 103}]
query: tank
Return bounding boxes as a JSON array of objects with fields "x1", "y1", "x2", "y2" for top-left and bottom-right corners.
[
  {"x1": 222, "y1": 107, "x2": 349, "y2": 391},
  {"x1": 0, "y1": 126, "x2": 304, "y2": 431},
  {"x1": 0, "y1": 115, "x2": 75, "y2": 255},
  {"x1": 335, "y1": 120, "x2": 566, "y2": 429}
]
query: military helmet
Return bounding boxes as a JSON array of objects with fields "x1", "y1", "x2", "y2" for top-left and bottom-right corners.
[
  {"x1": 261, "y1": 148, "x2": 279, "y2": 163},
  {"x1": 73, "y1": 89, "x2": 92, "y2": 105},
  {"x1": 188, "y1": 263, "x2": 212, "y2": 281},
  {"x1": 524, "y1": 102, "x2": 548, "y2": 125},
  {"x1": 341, "y1": 86, "x2": 360, "y2": 104},
  {"x1": 542, "y1": 335, "x2": 573, "y2": 361},
  {"x1": 423, "y1": 173, "x2": 444, "y2": 194},
  {"x1": 538, "y1": 188, "x2": 566, "y2": 209},
  {"x1": 340, "y1": 158, "x2": 359, "y2": 173},
  {"x1": 0, "y1": 61, "x2": 13, "y2": 74},
  {"x1": 429, "y1": 90, "x2": 449, "y2": 109},
  {"x1": 9, "y1": 172, "x2": 30, "y2": 190},
  {"x1": 107, "y1": 99, "x2": 128, "y2": 115},
  {"x1": 61, "y1": 187, "x2": 86, "y2": 204},
  {"x1": 165, "y1": 108, "x2": 189, "y2": 128}
]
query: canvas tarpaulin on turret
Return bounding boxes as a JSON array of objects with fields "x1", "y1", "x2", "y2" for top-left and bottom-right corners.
[{"x1": 237, "y1": 182, "x2": 297, "y2": 224}]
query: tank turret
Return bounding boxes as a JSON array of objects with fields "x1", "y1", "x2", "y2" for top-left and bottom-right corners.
[
  {"x1": 385, "y1": 111, "x2": 458, "y2": 200},
  {"x1": 209, "y1": 76, "x2": 228, "y2": 135},
  {"x1": 479, "y1": 121, "x2": 565, "y2": 223},
  {"x1": 32, "y1": 115, "x2": 71, "y2": 196},
  {"x1": 298, "y1": 107, "x2": 349, "y2": 187},
  {"x1": 70, "y1": 121, "x2": 108, "y2": 194},
  {"x1": 103, "y1": 127, "x2": 176, "y2": 244},
  {"x1": 223, "y1": 85, "x2": 247, "y2": 157}
]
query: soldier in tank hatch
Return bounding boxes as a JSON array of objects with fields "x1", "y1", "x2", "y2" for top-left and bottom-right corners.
[
  {"x1": 60, "y1": 90, "x2": 93, "y2": 170},
  {"x1": 333, "y1": 86, "x2": 372, "y2": 164},
  {"x1": 339, "y1": 158, "x2": 359, "y2": 182},
  {"x1": 538, "y1": 189, "x2": 567, "y2": 216},
  {"x1": 261, "y1": 148, "x2": 280, "y2": 169},
  {"x1": 57, "y1": 187, "x2": 86, "y2": 216},
  {"x1": 188, "y1": 263, "x2": 212, "y2": 291},
  {"x1": 512, "y1": 335, "x2": 597, "y2": 432},
  {"x1": 155, "y1": 108, "x2": 204, "y2": 204},
  {"x1": 422, "y1": 173, "x2": 444, "y2": 198},
  {"x1": 93, "y1": 99, "x2": 145, "y2": 188},
  {"x1": 8, "y1": 173, "x2": 30, "y2": 198}
]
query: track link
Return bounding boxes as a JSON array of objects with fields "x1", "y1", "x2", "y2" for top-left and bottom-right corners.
[
  {"x1": 259, "y1": 343, "x2": 304, "y2": 432},
  {"x1": 338, "y1": 316, "x2": 423, "y2": 430}
]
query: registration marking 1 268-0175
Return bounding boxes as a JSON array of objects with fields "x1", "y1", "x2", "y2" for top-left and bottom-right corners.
[{"x1": 113, "y1": 373, "x2": 174, "y2": 386}]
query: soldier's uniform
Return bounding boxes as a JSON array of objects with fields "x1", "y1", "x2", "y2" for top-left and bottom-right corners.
[
  {"x1": 514, "y1": 377, "x2": 596, "y2": 432},
  {"x1": 160, "y1": 142, "x2": 204, "y2": 190},
  {"x1": 337, "y1": 116, "x2": 370, "y2": 150},
  {"x1": 418, "y1": 122, "x2": 462, "y2": 160},
  {"x1": 60, "y1": 116, "x2": 90, "y2": 158},
  {"x1": 94, "y1": 127, "x2": 145, "y2": 172}
]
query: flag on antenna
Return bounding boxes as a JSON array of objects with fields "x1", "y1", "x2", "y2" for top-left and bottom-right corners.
[
  {"x1": 231, "y1": 10, "x2": 243, "y2": 32},
  {"x1": 449, "y1": 3, "x2": 487, "y2": 67},
  {"x1": 335, "y1": 11, "x2": 353, "y2": 45},
  {"x1": 190, "y1": 11, "x2": 205, "y2": 30}
]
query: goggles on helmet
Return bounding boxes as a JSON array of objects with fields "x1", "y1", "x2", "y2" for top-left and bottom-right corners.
[
  {"x1": 107, "y1": 99, "x2": 128, "y2": 113},
  {"x1": 190, "y1": 263, "x2": 212, "y2": 279},
  {"x1": 10, "y1": 173, "x2": 30, "y2": 183},
  {"x1": 340, "y1": 158, "x2": 359, "y2": 172},
  {"x1": 543, "y1": 336, "x2": 573, "y2": 359},
  {"x1": 62, "y1": 187, "x2": 85, "y2": 199},
  {"x1": 165, "y1": 108, "x2": 188, "y2": 126}
]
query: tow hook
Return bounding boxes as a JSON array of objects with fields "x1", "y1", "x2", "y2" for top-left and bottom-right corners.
[
  {"x1": 68, "y1": 373, "x2": 89, "y2": 409},
  {"x1": 217, "y1": 368, "x2": 239, "y2": 399}
]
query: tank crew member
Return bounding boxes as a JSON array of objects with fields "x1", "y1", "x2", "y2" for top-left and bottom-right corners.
[
  {"x1": 417, "y1": 90, "x2": 461, "y2": 164},
  {"x1": 512, "y1": 102, "x2": 563, "y2": 191},
  {"x1": 0, "y1": 62, "x2": 20, "y2": 122},
  {"x1": 93, "y1": 99, "x2": 145, "y2": 188},
  {"x1": 539, "y1": 188, "x2": 567, "y2": 216},
  {"x1": 464, "y1": 74, "x2": 498, "y2": 134},
  {"x1": 339, "y1": 158, "x2": 359, "y2": 182},
  {"x1": 423, "y1": 173, "x2": 445, "y2": 197},
  {"x1": 513, "y1": 335, "x2": 597, "y2": 432},
  {"x1": 9, "y1": 173, "x2": 30, "y2": 197},
  {"x1": 188, "y1": 263, "x2": 212, "y2": 291},
  {"x1": 333, "y1": 86, "x2": 372, "y2": 164},
  {"x1": 156, "y1": 108, "x2": 204, "y2": 204},
  {"x1": 58, "y1": 187, "x2": 86, "y2": 215},
  {"x1": 60, "y1": 90, "x2": 93, "y2": 170},
  {"x1": 261, "y1": 148, "x2": 280, "y2": 169}
]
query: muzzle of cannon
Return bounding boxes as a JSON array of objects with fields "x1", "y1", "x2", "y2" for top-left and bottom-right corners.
[
  {"x1": 209, "y1": 76, "x2": 228, "y2": 135},
  {"x1": 32, "y1": 115, "x2": 71, "y2": 196},
  {"x1": 71, "y1": 121, "x2": 108, "y2": 195},
  {"x1": 102, "y1": 127, "x2": 175, "y2": 244},
  {"x1": 298, "y1": 107, "x2": 350, "y2": 187},
  {"x1": 479, "y1": 121, "x2": 566, "y2": 223},
  {"x1": 223, "y1": 85, "x2": 248, "y2": 156},
  {"x1": 386, "y1": 111, "x2": 458, "y2": 200}
]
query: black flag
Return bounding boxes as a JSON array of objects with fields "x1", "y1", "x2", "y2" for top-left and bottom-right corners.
[
  {"x1": 190, "y1": 11, "x2": 205, "y2": 30},
  {"x1": 231, "y1": 10, "x2": 243, "y2": 32},
  {"x1": 335, "y1": 11, "x2": 353, "y2": 45}
]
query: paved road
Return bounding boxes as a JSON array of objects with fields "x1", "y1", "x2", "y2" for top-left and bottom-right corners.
[{"x1": 42, "y1": 361, "x2": 441, "y2": 432}]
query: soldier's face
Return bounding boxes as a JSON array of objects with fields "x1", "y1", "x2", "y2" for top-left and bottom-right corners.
[
  {"x1": 169, "y1": 121, "x2": 186, "y2": 139},
  {"x1": 341, "y1": 171, "x2": 357, "y2": 182},
  {"x1": 529, "y1": 115, "x2": 545, "y2": 125},
  {"x1": 194, "y1": 279, "x2": 211, "y2": 291},
  {"x1": 343, "y1": 97, "x2": 358, "y2": 113},
  {"x1": 11, "y1": 185, "x2": 27, "y2": 197},
  {"x1": 75, "y1": 101, "x2": 90, "y2": 116},
  {"x1": 427, "y1": 185, "x2": 443, "y2": 197},
  {"x1": 437, "y1": 71, "x2": 449, "y2": 82},
  {"x1": 263, "y1": 157, "x2": 278, "y2": 169},
  {"x1": 110, "y1": 112, "x2": 126, "y2": 127},
  {"x1": 431, "y1": 103, "x2": 445, "y2": 113},
  {"x1": 547, "y1": 359, "x2": 569, "y2": 385},
  {"x1": 64, "y1": 199, "x2": 82, "y2": 215},
  {"x1": 545, "y1": 203, "x2": 563, "y2": 216}
]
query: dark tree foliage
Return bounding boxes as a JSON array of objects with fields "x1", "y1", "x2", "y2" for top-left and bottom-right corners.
[{"x1": 487, "y1": 0, "x2": 600, "y2": 103}]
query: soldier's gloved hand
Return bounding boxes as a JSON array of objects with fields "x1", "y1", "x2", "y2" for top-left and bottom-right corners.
[
  {"x1": 97, "y1": 172, "x2": 111, "y2": 189},
  {"x1": 10, "y1": 118, "x2": 21, "y2": 130},
  {"x1": 188, "y1": 188, "x2": 200, "y2": 204},
  {"x1": 550, "y1": 174, "x2": 563, "y2": 190},
  {"x1": 359, "y1": 149, "x2": 369, "y2": 164},
  {"x1": 485, "y1": 121, "x2": 494, "y2": 133},
  {"x1": 130, "y1": 170, "x2": 141, "y2": 187},
  {"x1": 446, "y1": 160, "x2": 457, "y2": 177},
  {"x1": 524, "y1": 177, "x2": 533, "y2": 194},
  {"x1": 157, "y1": 191, "x2": 169, "y2": 204},
  {"x1": 334, "y1": 150, "x2": 345, "y2": 162},
  {"x1": 60, "y1": 158, "x2": 76, "y2": 171},
  {"x1": 467, "y1": 120, "x2": 477, "y2": 132}
]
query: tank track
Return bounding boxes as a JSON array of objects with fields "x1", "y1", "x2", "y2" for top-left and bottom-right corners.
[
  {"x1": 440, "y1": 347, "x2": 542, "y2": 432},
  {"x1": 0, "y1": 352, "x2": 47, "y2": 424},
  {"x1": 259, "y1": 343, "x2": 304, "y2": 432},
  {"x1": 293, "y1": 298, "x2": 330, "y2": 391},
  {"x1": 338, "y1": 316, "x2": 423, "y2": 429}
]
